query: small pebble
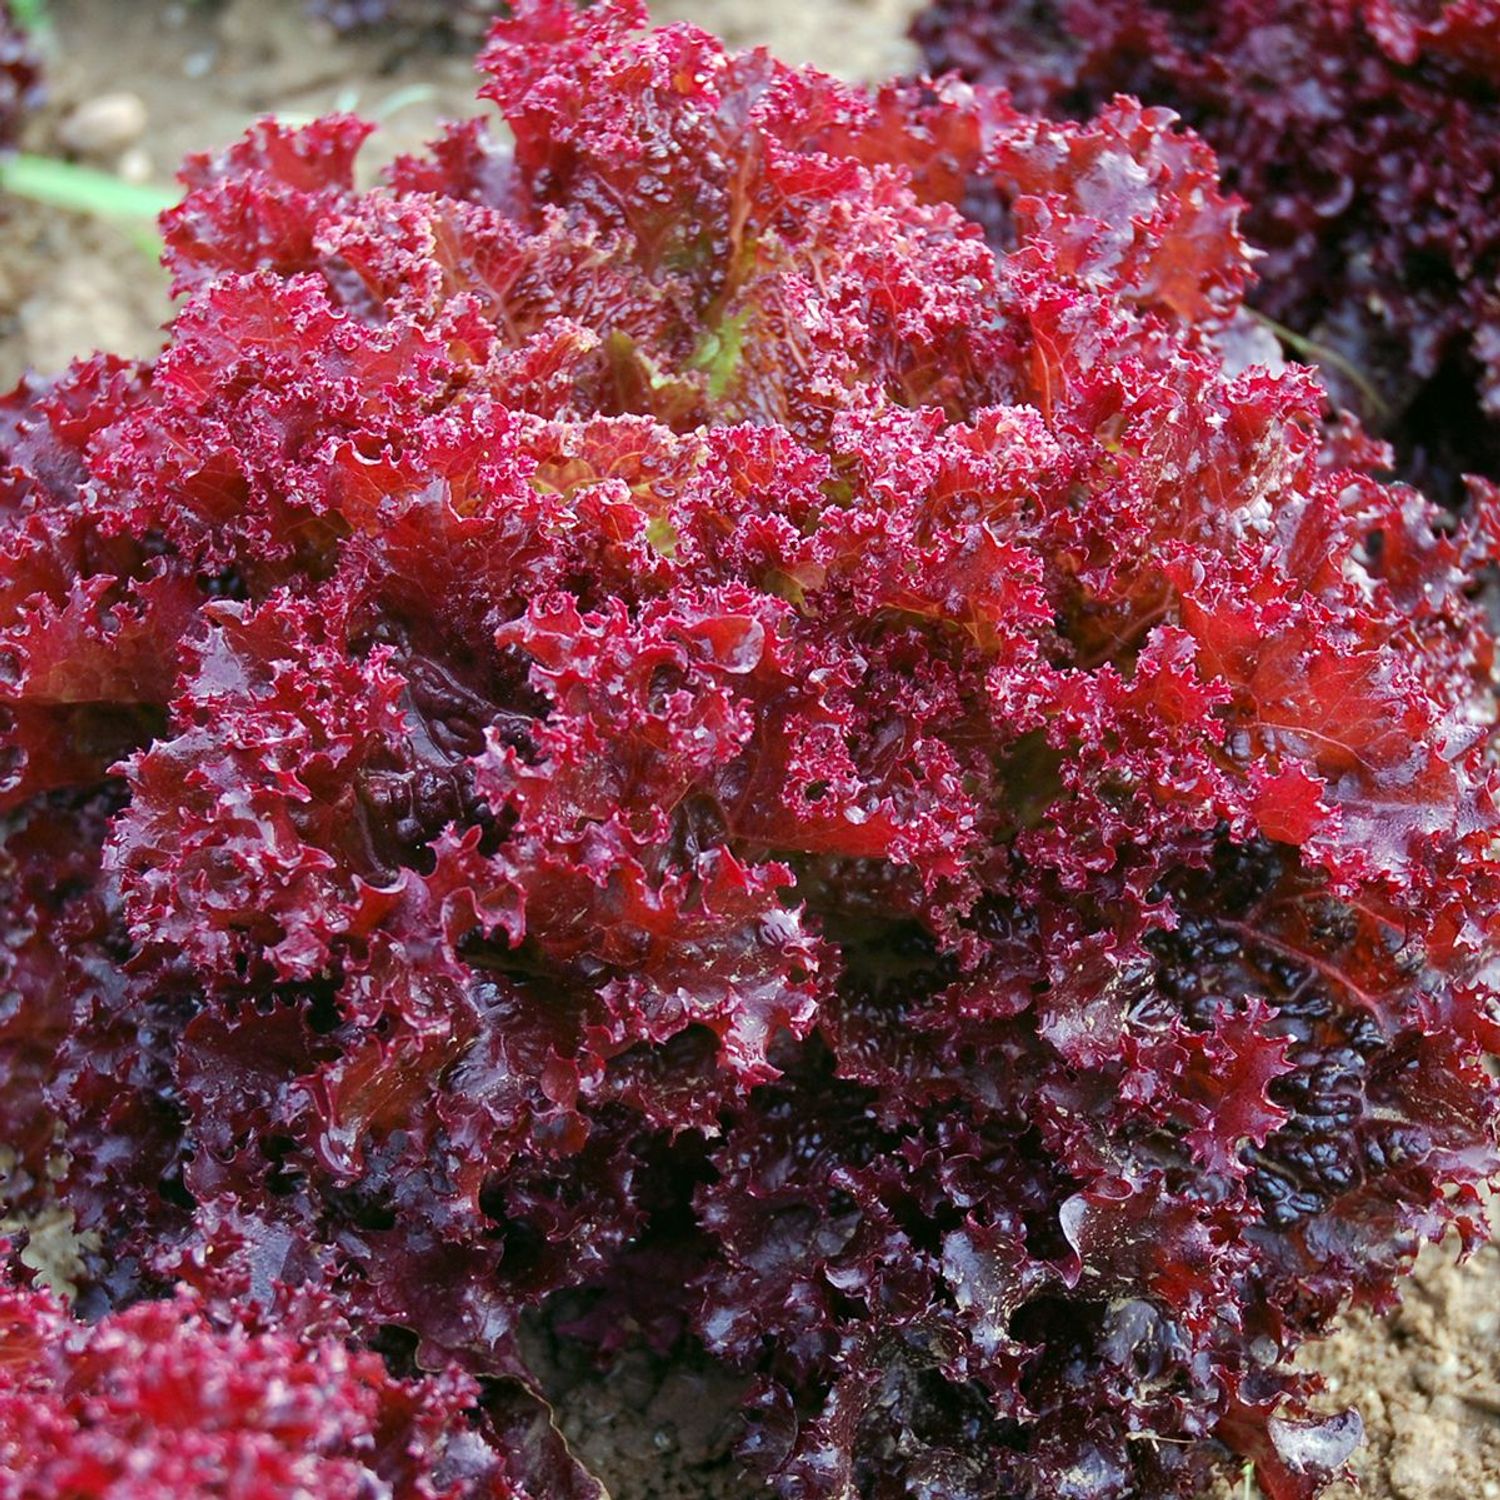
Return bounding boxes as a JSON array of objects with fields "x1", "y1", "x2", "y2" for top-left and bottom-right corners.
[
  {"x1": 57, "y1": 92, "x2": 148, "y2": 157},
  {"x1": 116, "y1": 147, "x2": 154, "y2": 186}
]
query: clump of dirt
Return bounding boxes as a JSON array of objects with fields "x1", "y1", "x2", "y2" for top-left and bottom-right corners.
[{"x1": 2, "y1": 4, "x2": 1499, "y2": 1499}]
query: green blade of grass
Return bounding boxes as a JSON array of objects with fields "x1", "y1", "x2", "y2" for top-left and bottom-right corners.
[
  {"x1": 1246, "y1": 307, "x2": 1389, "y2": 419},
  {"x1": 8, "y1": 0, "x2": 47, "y2": 33},
  {"x1": 0, "y1": 153, "x2": 177, "y2": 221}
]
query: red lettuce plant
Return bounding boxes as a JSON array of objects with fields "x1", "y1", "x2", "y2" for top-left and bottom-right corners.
[
  {"x1": 910, "y1": 0, "x2": 1500, "y2": 503},
  {"x1": 2, "y1": 2, "x2": 1499, "y2": 1496}
]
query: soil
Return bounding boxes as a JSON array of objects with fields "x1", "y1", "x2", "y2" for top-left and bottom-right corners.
[
  {"x1": 1310, "y1": 1236, "x2": 1500, "y2": 1500},
  {"x1": 2, "y1": 2, "x2": 1497, "y2": 1497}
]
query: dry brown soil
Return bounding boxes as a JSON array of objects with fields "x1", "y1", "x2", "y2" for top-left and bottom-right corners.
[{"x1": 3, "y1": 2, "x2": 1498, "y2": 1496}]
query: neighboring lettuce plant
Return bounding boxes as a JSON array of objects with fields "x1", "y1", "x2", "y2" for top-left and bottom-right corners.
[
  {"x1": 0, "y1": 1264, "x2": 524, "y2": 1499},
  {"x1": 2, "y1": 2, "x2": 1499, "y2": 1496},
  {"x1": 911, "y1": 0, "x2": 1500, "y2": 502},
  {"x1": 0, "y1": 0, "x2": 41, "y2": 150}
]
